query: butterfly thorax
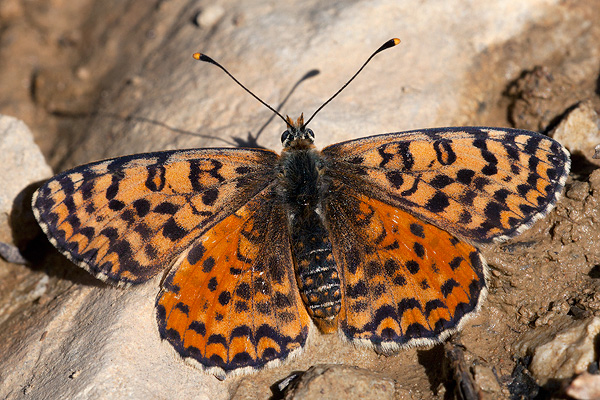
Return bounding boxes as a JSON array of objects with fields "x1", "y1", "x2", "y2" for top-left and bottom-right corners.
[{"x1": 278, "y1": 121, "x2": 342, "y2": 333}]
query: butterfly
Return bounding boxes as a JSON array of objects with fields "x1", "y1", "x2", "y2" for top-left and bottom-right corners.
[{"x1": 31, "y1": 39, "x2": 570, "y2": 378}]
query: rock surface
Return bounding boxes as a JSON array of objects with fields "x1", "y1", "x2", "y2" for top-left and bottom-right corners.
[
  {"x1": 514, "y1": 316, "x2": 600, "y2": 386},
  {"x1": 280, "y1": 364, "x2": 395, "y2": 400},
  {"x1": 0, "y1": 116, "x2": 52, "y2": 243},
  {"x1": 552, "y1": 100, "x2": 600, "y2": 165},
  {"x1": 566, "y1": 372, "x2": 600, "y2": 400}
]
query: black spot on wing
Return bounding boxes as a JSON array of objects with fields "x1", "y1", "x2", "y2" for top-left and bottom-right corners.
[
  {"x1": 202, "y1": 188, "x2": 219, "y2": 206},
  {"x1": 162, "y1": 218, "x2": 188, "y2": 241},
  {"x1": 133, "y1": 199, "x2": 151, "y2": 217},
  {"x1": 202, "y1": 256, "x2": 215, "y2": 273},
  {"x1": 189, "y1": 320, "x2": 206, "y2": 335},
  {"x1": 425, "y1": 192, "x2": 450, "y2": 213},
  {"x1": 456, "y1": 169, "x2": 475, "y2": 185},
  {"x1": 441, "y1": 278, "x2": 460, "y2": 297},
  {"x1": 433, "y1": 139, "x2": 457, "y2": 165},
  {"x1": 409, "y1": 223, "x2": 425, "y2": 238},
  {"x1": 430, "y1": 174, "x2": 454, "y2": 189},
  {"x1": 187, "y1": 243, "x2": 206, "y2": 265},
  {"x1": 146, "y1": 164, "x2": 167, "y2": 192},
  {"x1": 405, "y1": 260, "x2": 420, "y2": 274},
  {"x1": 413, "y1": 242, "x2": 425, "y2": 258},
  {"x1": 218, "y1": 290, "x2": 231, "y2": 306},
  {"x1": 154, "y1": 202, "x2": 179, "y2": 215},
  {"x1": 386, "y1": 171, "x2": 404, "y2": 188}
]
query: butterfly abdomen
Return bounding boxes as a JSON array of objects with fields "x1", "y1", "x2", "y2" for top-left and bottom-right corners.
[
  {"x1": 291, "y1": 210, "x2": 341, "y2": 333},
  {"x1": 280, "y1": 147, "x2": 341, "y2": 332}
]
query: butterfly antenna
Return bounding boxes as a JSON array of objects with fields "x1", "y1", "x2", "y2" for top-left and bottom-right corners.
[
  {"x1": 193, "y1": 52, "x2": 292, "y2": 128},
  {"x1": 303, "y1": 38, "x2": 401, "y2": 128}
]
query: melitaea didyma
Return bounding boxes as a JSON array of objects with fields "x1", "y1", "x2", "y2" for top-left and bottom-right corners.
[{"x1": 32, "y1": 39, "x2": 570, "y2": 378}]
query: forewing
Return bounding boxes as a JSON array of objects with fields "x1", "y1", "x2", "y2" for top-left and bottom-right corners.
[
  {"x1": 326, "y1": 188, "x2": 486, "y2": 349},
  {"x1": 156, "y1": 185, "x2": 310, "y2": 378},
  {"x1": 32, "y1": 148, "x2": 278, "y2": 285},
  {"x1": 323, "y1": 127, "x2": 570, "y2": 243}
]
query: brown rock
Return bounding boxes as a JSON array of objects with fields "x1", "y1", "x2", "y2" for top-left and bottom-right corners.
[
  {"x1": 514, "y1": 317, "x2": 600, "y2": 386},
  {"x1": 282, "y1": 364, "x2": 395, "y2": 400},
  {"x1": 552, "y1": 100, "x2": 600, "y2": 164},
  {"x1": 566, "y1": 372, "x2": 600, "y2": 400}
]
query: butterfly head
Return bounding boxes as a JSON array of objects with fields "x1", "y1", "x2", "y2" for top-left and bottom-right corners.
[{"x1": 281, "y1": 114, "x2": 315, "y2": 148}]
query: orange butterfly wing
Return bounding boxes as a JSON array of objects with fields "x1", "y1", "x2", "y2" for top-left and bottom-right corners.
[
  {"x1": 323, "y1": 127, "x2": 570, "y2": 243},
  {"x1": 326, "y1": 188, "x2": 485, "y2": 348},
  {"x1": 32, "y1": 148, "x2": 279, "y2": 285},
  {"x1": 156, "y1": 185, "x2": 310, "y2": 377}
]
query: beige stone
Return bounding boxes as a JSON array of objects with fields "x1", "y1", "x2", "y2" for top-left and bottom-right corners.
[
  {"x1": 281, "y1": 364, "x2": 395, "y2": 400},
  {"x1": 566, "y1": 372, "x2": 600, "y2": 400},
  {"x1": 515, "y1": 316, "x2": 600, "y2": 385},
  {"x1": 552, "y1": 100, "x2": 600, "y2": 162}
]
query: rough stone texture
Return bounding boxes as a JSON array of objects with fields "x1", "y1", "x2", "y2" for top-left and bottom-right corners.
[
  {"x1": 0, "y1": 114, "x2": 53, "y2": 346},
  {"x1": 507, "y1": 66, "x2": 581, "y2": 133},
  {"x1": 280, "y1": 364, "x2": 395, "y2": 400},
  {"x1": 0, "y1": 116, "x2": 52, "y2": 244},
  {"x1": 565, "y1": 372, "x2": 600, "y2": 400},
  {"x1": 1, "y1": 283, "x2": 226, "y2": 399},
  {"x1": 552, "y1": 100, "x2": 600, "y2": 165},
  {"x1": 1, "y1": 0, "x2": 600, "y2": 399},
  {"x1": 473, "y1": 365, "x2": 502, "y2": 398},
  {"x1": 514, "y1": 316, "x2": 600, "y2": 386}
]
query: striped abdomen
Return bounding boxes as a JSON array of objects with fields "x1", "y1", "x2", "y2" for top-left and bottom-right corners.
[{"x1": 290, "y1": 209, "x2": 341, "y2": 332}]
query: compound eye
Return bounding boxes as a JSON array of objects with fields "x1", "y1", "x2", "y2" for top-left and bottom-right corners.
[
  {"x1": 281, "y1": 130, "x2": 291, "y2": 144},
  {"x1": 306, "y1": 128, "x2": 315, "y2": 140}
]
